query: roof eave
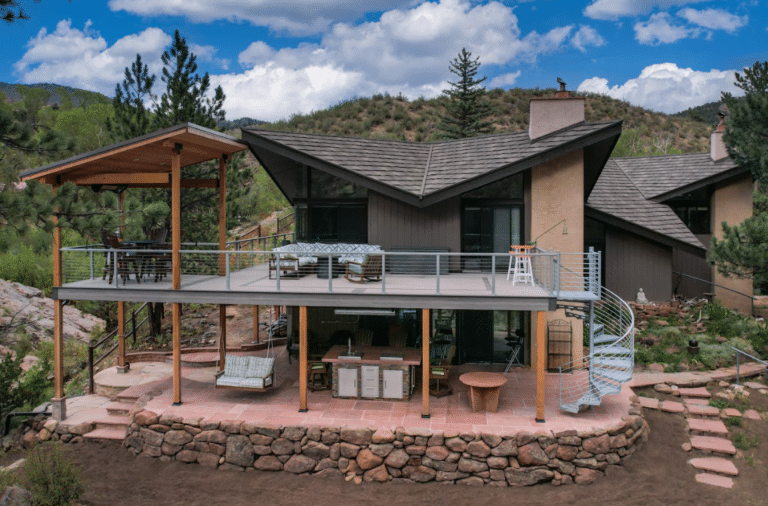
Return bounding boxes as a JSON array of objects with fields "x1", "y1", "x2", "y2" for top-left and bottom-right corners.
[
  {"x1": 585, "y1": 205, "x2": 707, "y2": 257},
  {"x1": 650, "y1": 165, "x2": 751, "y2": 203}
]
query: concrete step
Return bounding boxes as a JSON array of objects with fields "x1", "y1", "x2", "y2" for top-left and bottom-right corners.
[
  {"x1": 105, "y1": 401, "x2": 135, "y2": 416},
  {"x1": 695, "y1": 472, "x2": 734, "y2": 489},
  {"x1": 688, "y1": 457, "x2": 739, "y2": 477},
  {"x1": 690, "y1": 435, "x2": 737, "y2": 455},
  {"x1": 83, "y1": 426, "x2": 126, "y2": 441}
]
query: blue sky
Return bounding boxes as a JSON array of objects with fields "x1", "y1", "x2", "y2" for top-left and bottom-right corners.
[{"x1": 1, "y1": 0, "x2": 766, "y2": 121}]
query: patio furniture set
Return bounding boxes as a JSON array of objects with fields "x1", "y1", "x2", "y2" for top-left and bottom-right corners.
[
  {"x1": 268, "y1": 242, "x2": 384, "y2": 282},
  {"x1": 102, "y1": 229, "x2": 171, "y2": 285}
]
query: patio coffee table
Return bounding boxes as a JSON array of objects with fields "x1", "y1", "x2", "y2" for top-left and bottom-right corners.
[{"x1": 459, "y1": 372, "x2": 507, "y2": 412}]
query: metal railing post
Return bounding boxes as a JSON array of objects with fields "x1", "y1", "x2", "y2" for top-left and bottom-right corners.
[
  {"x1": 382, "y1": 253, "x2": 386, "y2": 294},
  {"x1": 328, "y1": 254, "x2": 333, "y2": 293},
  {"x1": 276, "y1": 253, "x2": 281, "y2": 292},
  {"x1": 113, "y1": 251, "x2": 118, "y2": 288},
  {"x1": 491, "y1": 255, "x2": 496, "y2": 295},
  {"x1": 736, "y1": 352, "x2": 740, "y2": 386},
  {"x1": 556, "y1": 251, "x2": 561, "y2": 294},
  {"x1": 226, "y1": 251, "x2": 231, "y2": 290},
  {"x1": 436, "y1": 254, "x2": 440, "y2": 295},
  {"x1": 131, "y1": 309, "x2": 136, "y2": 345},
  {"x1": 89, "y1": 250, "x2": 94, "y2": 280},
  {"x1": 549, "y1": 249, "x2": 555, "y2": 294}
]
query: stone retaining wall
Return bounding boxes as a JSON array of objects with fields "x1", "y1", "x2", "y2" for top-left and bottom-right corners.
[{"x1": 120, "y1": 398, "x2": 648, "y2": 486}]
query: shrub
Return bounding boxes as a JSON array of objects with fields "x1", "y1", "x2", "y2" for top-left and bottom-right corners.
[
  {"x1": 23, "y1": 442, "x2": 84, "y2": 506},
  {"x1": 732, "y1": 431, "x2": 758, "y2": 450}
]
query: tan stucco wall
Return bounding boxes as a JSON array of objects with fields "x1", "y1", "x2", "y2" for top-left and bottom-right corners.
[
  {"x1": 530, "y1": 150, "x2": 585, "y2": 363},
  {"x1": 711, "y1": 175, "x2": 754, "y2": 314},
  {"x1": 529, "y1": 97, "x2": 585, "y2": 140}
]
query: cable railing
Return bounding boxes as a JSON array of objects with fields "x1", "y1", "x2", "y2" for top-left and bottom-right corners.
[{"x1": 59, "y1": 246, "x2": 604, "y2": 299}]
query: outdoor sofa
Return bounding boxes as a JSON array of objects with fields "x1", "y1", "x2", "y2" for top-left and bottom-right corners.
[{"x1": 269, "y1": 242, "x2": 383, "y2": 278}]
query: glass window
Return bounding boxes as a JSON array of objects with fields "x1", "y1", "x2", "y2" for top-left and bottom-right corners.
[
  {"x1": 311, "y1": 169, "x2": 367, "y2": 198},
  {"x1": 672, "y1": 206, "x2": 710, "y2": 234},
  {"x1": 295, "y1": 168, "x2": 308, "y2": 199},
  {"x1": 294, "y1": 204, "x2": 308, "y2": 241},
  {"x1": 306, "y1": 204, "x2": 367, "y2": 243},
  {"x1": 463, "y1": 173, "x2": 523, "y2": 199}
]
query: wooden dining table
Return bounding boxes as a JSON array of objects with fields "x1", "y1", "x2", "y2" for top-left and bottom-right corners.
[{"x1": 459, "y1": 371, "x2": 507, "y2": 412}]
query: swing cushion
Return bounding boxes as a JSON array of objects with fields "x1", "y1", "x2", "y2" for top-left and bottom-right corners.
[{"x1": 216, "y1": 356, "x2": 274, "y2": 389}]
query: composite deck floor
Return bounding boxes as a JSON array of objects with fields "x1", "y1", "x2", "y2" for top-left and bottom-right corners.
[{"x1": 65, "y1": 262, "x2": 597, "y2": 301}]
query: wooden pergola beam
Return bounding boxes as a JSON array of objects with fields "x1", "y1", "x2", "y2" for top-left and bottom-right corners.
[{"x1": 62, "y1": 173, "x2": 169, "y2": 186}]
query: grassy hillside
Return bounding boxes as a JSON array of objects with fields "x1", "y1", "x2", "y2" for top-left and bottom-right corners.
[{"x1": 263, "y1": 88, "x2": 715, "y2": 156}]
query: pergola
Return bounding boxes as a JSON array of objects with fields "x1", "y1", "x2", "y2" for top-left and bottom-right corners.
[{"x1": 21, "y1": 123, "x2": 248, "y2": 418}]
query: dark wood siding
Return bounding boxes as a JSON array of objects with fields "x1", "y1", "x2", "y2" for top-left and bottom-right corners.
[
  {"x1": 672, "y1": 233, "x2": 712, "y2": 298},
  {"x1": 368, "y1": 192, "x2": 461, "y2": 252},
  {"x1": 605, "y1": 228, "x2": 672, "y2": 302}
]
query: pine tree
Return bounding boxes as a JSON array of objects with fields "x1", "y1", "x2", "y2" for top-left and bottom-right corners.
[
  {"x1": 436, "y1": 48, "x2": 495, "y2": 139},
  {"x1": 153, "y1": 30, "x2": 225, "y2": 130},
  {"x1": 709, "y1": 61, "x2": 768, "y2": 293},
  {"x1": 107, "y1": 54, "x2": 156, "y2": 141}
]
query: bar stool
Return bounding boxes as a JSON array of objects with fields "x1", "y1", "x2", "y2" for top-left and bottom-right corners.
[
  {"x1": 308, "y1": 360, "x2": 329, "y2": 391},
  {"x1": 507, "y1": 245, "x2": 534, "y2": 285}
]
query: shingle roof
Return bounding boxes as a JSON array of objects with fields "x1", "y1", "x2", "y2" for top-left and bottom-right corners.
[
  {"x1": 612, "y1": 153, "x2": 737, "y2": 200},
  {"x1": 587, "y1": 160, "x2": 705, "y2": 250},
  {"x1": 247, "y1": 121, "x2": 620, "y2": 200}
]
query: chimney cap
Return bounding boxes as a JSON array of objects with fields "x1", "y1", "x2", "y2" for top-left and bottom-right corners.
[
  {"x1": 716, "y1": 103, "x2": 728, "y2": 132},
  {"x1": 557, "y1": 77, "x2": 566, "y2": 91}
]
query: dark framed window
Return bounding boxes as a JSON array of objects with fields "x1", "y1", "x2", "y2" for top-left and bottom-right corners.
[
  {"x1": 294, "y1": 167, "x2": 368, "y2": 243},
  {"x1": 672, "y1": 206, "x2": 710, "y2": 234}
]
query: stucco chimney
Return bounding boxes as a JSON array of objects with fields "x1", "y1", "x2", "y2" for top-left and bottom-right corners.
[
  {"x1": 710, "y1": 105, "x2": 729, "y2": 161},
  {"x1": 529, "y1": 78, "x2": 585, "y2": 141}
]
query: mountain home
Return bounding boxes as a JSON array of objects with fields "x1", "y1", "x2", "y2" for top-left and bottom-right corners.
[{"x1": 19, "y1": 84, "x2": 751, "y2": 427}]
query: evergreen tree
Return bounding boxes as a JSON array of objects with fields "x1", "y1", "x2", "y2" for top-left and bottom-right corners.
[
  {"x1": 153, "y1": 30, "x2": 225, "y2": 129},
  {"x1": 436, "y1": 48, "x2": 495, "y2": 139},
  {"x1": 107, "y1": 54, "x2": 156, "y2": 141},
  {"x1": 709, "y1": 61, "x2": 768, "y2": 293}
]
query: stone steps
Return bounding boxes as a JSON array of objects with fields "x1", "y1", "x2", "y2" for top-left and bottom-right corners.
[
  {"x1": 92, "y1": 415, "x2": 130, "y2": 429},
  {"x1": 688, "y1": 457, "x2": 738, "y2": 477},
  {"x1": 689, "y1": 435, "x2": 736, "y2": 455},
  {"x1": 687, "y1": 418, "x2": 728, "y2": 436},
  {"x1": 106, "y1": 401, "x2": 135, "y2": 416},
  {"x1": 83, "y1": 426, "x2": 127, "y2": 441},
  {"x1": 695, "y1": 472, "x2": 734, "y2": 489},
  {"x1": 686, "y1": 404, "x2": 720, "y2": 417}
]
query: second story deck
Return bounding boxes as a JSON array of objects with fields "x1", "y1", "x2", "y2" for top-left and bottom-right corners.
[{"x1": 56, "y1": 247, "x2": 601, "y2": 311}]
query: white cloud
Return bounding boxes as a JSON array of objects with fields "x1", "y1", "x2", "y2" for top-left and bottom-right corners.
[
  {"x1": 577, "y1": 62, "x2": 742, "y2": 113},
  {"x1": 571, "y1": 25, "x2": 605, "y2": 52},
  {"x1": 108, "y1": 0, "x2": 419, "y2": 35},
  {"x1": 15, "y1": 20, "x2": 170, "y2": 94},
  {"x1": 678, "y1": 8, "x2": 748, "y2": 32},
  {"x1": 583, "y1": 0, "x2": 708, "y2": 20},
  {"x1": 215, "y1": 0, "x2": 577, "y2": 120},
  {"x1": 634, "y1": 12, "x2": 699, "y2": 45},
  {"x1": 489, "y1": 71, "x2": 522, "y2": 88},
  {"x1": 190, "y1": 43, "x2": 230, "y2": 70}
]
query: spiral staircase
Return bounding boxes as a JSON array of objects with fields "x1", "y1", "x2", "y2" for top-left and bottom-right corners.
[
  {"x1": 554, "y1": 286, "x2": 635, "y2": 413},
  {"x1": 548, "y1": 249, "x2": 635, "y2": 414}
]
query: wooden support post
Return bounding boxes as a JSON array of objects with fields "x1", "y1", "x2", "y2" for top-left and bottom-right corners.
[
  {"x1": 51, "y1": 186, "x2": 66, "y2": 420},
  {"x1": 422, "y1": 308, "x2": 430, "y2": 419},
  {"x1": 173, "y1": 302, "x2": 182, "y2": 405},
  {"x1": 171, "y1": 145, "x2": 181, "y2": 291},
  {"x1": 299, "y1": 306, "x2": 308, "y2": 412},
  {"x1": 116, "y1": 301, "x2": 128, "y2": 373},
  {"x1": 253, "y1": 305, "x2": 259, "y2": 343},
  {"x1": 218, "y1": 156, "x2": 227, "y2": 276},
  {"x1": 119, "y1": 191, "x2": 125, "y2": 236},
  {"x1": 218, "y1": 304, "x2": 227, "y2": 372},
  {"x1": 535, "y1": 311, "x2": 546, "y2": 423}
]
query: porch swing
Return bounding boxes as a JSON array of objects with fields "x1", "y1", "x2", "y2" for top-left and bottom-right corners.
[{"x1": 214, "y1": 322, "x2": 276, "y2": 392}]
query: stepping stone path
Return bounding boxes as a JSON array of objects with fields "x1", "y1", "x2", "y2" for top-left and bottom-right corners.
[{"x1": 637, "y1": 377, "x2": 767, "y2": 490}]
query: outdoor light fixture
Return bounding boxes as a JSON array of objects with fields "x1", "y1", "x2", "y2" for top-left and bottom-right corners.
[
  {"x1": 530, "y1": 218, "x2": 568, "y2": 245},
  {"x1": 334, "y1": 309, "x2": 397, "y2": 316}
]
